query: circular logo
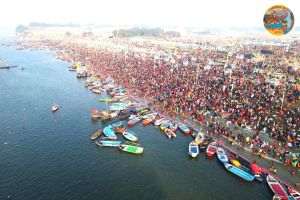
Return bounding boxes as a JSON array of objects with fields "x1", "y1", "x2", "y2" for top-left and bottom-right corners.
[{"x1": 263, "y1": 5, "x2": 294, "y2": 36}]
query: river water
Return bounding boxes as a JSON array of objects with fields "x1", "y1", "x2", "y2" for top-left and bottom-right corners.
[{"x1": 0, "y1": 43, "x2": 273, "y2": 200}]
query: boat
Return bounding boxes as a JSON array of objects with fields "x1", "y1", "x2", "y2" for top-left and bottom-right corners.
[
  {"x1": 154, "y1": 118, "x2": 166, "y2": 126},
  {"x1": 250, "y1": 163, "x2": 264, "y2": 182},
  {"x1": 189, "y1": 141, "x2": 199, "y2": 158},
  {"x1": 96, "y1": 140, "x2": 122, "y2": 147},
  {"x1": 194, "y1": 132, "x2": 205, "y2": 145},
  {"x1": 206, "y1": 142, "x2": 218, "y2": 158},
  {"x1": 178, "y1": 123, "x2": 191, "y2": 134},
  {"x1": 119, "y1": 144, "x2": 144, "y2": 154},
  {"x1": 230, "y1": 159, "x2": 241, "y2": 168},
  {"x1": 164, "y1": 128, "x2": 176, "y2": 138},
  {"x1": 103, "y1": 125, "x2": 117, "y2": 140},
  {"x1": 224, "y1": 163, "x2": 255, "y2": 182},
  {"x1": 51, "y1": 104, "x2": 59, "y2": 112},
  {"x1": 127, "y1": 116, "x2": 141, "y2": 127},
  {"x1": 111, "y1": 121, "x2": 123, "y2": 128},
  {"x1": 90, "y1": 129, "x2": 102, "y2": 140},
  {"x1": 142, "y1": 117, "x2": 155, "y2": 126},
  {"x1": 169, "y1": 122, "x2": 178, "y2": 132},
  {"x1": 217, "y1": 147, "x2": 229, "y2": 163},
  {"x1": 122, "y1": 131, "x2": 138, "y2": 142},
  {"x1": 266, "y1": 175, "x2": 289, "y2": 199},
  {"x1": 288, "y1": 187, "x2": 300, "y2": 200},
  {"x1": 160, "y1": 120, "x2": 171, "y2": 131},
  {"x1": 91, "y1": 88, "x2": 101, "y2": 94},
  {"x1": 98, "y1": 97, "x2": 113, "y2": 103},
  {"x1": 115, "y1": 126, "x2": 126, "y2": 134}
]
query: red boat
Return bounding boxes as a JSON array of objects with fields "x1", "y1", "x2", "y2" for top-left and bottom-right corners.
[
  {"x1": 250, "y1": 162, "x2": 264, "y2": 182},
  {"x1": 266, "y1": 175, "x2": 289, "y2": 200},
  {"x1": 206, "y1": 142, "x2": 217, "y2": 158}
]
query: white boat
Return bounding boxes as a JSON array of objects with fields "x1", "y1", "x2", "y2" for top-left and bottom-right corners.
[
  {"x1": 122, "y1": 131, "x2": 138, "y2": 142},
  {"x1": 189, "y1": 141, "x2": 199, "y2": 158},
  {"x1": 51, "y1": 105, "x2": 59, "y2": 112},
  {"x1": 216, "y1": 147, "x2": 228, "y2": 163}
]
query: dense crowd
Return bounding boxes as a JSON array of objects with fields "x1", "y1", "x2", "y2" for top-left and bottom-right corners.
[{"x1": 27, "y1": 38, "x2": 300, "y2": 165}]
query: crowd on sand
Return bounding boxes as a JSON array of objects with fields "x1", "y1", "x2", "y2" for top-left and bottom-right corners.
[{"x1": 25, "y1": 38, "x2": 300, "y2": 172}]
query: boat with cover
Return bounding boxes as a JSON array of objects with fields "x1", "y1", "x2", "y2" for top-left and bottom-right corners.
[
  {"x1": 189, "y1": 141, "x2": 199, "y2": 158},
  {"x1": 266, "y1": 175, "x2": 289, "y2": 199},
  {"x1": 119, "y1": 144, "x2": 144, "y2": 154},
  {"x1": 96, "y1": 140, "x2": 122, "y2": 147},
  {"x1": 90, "y1": 129, "x2": 102, "y2": 140},
  {"x1": 103, "y1": 125, "x2": 117, "y2": 140},
  {"x1": 206, "y1": 142, "x2": 218, "y2": 158},
  {"x1": 217, "y1": 147, "x2": 229, "y2": 163},
  {"x1": 224, "y1": 163, "x2": 255, "y2": 182},
  {"x1": 122, "y1": 131, "x2": 138, "y2": 142},
  {"x1": 178, "y1": 123, "x2": 191, "y2": 134}
]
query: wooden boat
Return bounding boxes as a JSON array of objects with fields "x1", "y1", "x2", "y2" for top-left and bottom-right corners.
[
  {"x1": 119, "y1": 144, "x2": 144, "y2": 154},
  {"x1": 178, "y1": 123, "x2": 191, "y2": 134},
  {"x1": 266, "y1": 175, "x2": 289, "y2": 199},
  {"x1": 217, "y1": 147, "x2": 229, "y2": 163},
  {"x1": 206, "y1": 142, "x2": 218, "y2": 158},
  {"x1": 224, "y1": 163, "x2": 255, "y2": 182},
  {"x1": 103, "y1": 125, "x2": 117, "y2": 140},
  {"x1": 96, "y1": 140, "x2": 122, "y2": 147},
  {"x1": 189, "y1": 141, "x2": 199, "y2": 158},
  {"x1": 90, "y1": 129, "x2": 102, "y2": 140},
  {"x1": 288, "y1": 187, "x2": 300, "y2": 200},
  {"x1": 164, "y1": 128, "x2": 176, "y2": 138},
  {"x1": 128, "y1": 116, "x2": 141, "y2": 127},
  {"x1": 51, "y1": 105, "x2": 59, "y2": 112},
  {"x1": 122, "y1": 131, "x2": 138, "y2": 142}
]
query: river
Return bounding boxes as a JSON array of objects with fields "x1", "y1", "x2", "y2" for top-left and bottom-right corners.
[{"x1": 0, "y1": 43, "x2": 273, "y2": 200}]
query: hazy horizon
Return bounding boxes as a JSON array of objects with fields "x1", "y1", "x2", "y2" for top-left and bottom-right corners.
[{"x1": 1, "y1": 0, "x2": 299, "y2": 29}]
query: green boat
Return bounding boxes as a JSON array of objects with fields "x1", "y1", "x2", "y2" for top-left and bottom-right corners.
[{"x1": 119, "y1": 144, "x2": 144, "y2": 154}]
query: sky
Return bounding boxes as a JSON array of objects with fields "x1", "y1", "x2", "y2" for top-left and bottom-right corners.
[{"x1": 0, "y1": 0, "x2": 299, "y2": 29}]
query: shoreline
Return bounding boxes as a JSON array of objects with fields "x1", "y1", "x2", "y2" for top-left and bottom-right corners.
[{"x1": 14, "y1": 36, "x2": 300, "y2": 190}]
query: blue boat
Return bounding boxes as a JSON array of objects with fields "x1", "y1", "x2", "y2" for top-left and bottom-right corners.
[
  {"x1": 216, "y1": 147, "x2": 228, "y2": 163},
  {"x1": 95, "y1": 140, "x2": 122, "y2": 147},
  {"x1": 178, "y1": 123, "x2": 191, "y2": 134},
  {"x1": 224, "y1": 163, "x2": 255, "y2": 182},
  {"x1": 103, "y1": 125, "x2": 117, "y2": 140}
]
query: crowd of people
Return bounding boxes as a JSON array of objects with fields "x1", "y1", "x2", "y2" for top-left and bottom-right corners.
[{"x1": 24, "y1": 37, "x2": 300, "y2": 167}]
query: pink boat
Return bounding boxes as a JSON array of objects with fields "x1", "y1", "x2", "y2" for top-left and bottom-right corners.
[{"x1": 266, "y1": 175, "x2": 289, "y2": 200}]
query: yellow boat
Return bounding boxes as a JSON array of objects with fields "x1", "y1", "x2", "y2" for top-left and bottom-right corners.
[{"x1": 230, "y1": 159, "x2": 241, "y2": 168}]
